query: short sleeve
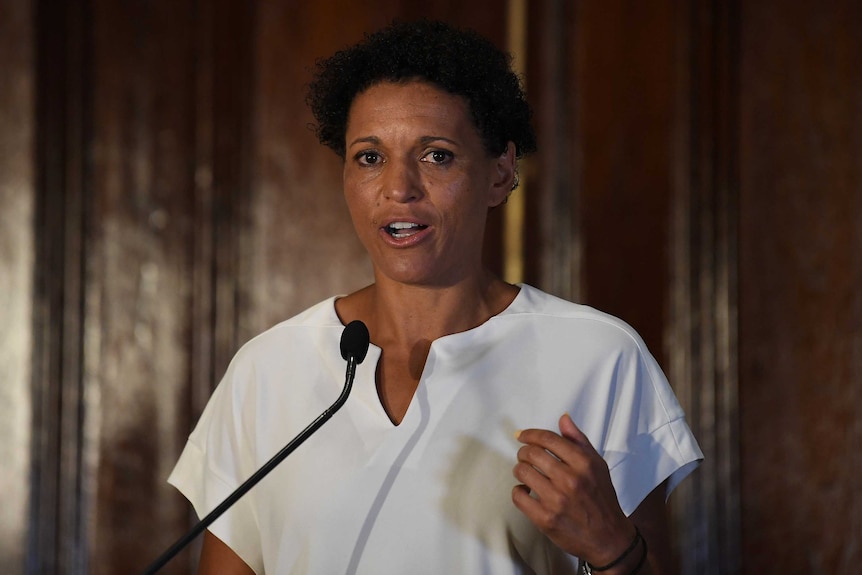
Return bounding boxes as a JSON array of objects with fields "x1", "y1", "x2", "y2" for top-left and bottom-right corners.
[
  {"x1": 600, "y1": 333, "x2": 703, "y2": 516},
  {"x1": 167, "y1": 356, "x2": 265, "y2": 574},
  {"x1": 606, "y1": 417, "x2": 702, "y2": 515}
]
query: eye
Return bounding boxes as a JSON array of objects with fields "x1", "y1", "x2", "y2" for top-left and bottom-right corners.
[
  {"x1": 355, "y1": 151, "x2": 382, "y2": 166},
  {"x1": 421, "y1": 149, "x2": 454, "y2": 165}
]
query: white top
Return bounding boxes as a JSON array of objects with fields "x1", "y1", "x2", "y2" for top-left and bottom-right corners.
[{"x1": 168, "y1": 284, "x2": 702, "y2": 574}]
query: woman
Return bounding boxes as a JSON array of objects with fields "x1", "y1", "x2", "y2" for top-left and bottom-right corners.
[{"x1": 169, "y1": 20, "x2": 702, "y2": 575}]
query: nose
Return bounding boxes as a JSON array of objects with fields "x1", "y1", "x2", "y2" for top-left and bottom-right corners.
[{"x1": 382, "y1": 157, "x2": 423, "y2": 203}]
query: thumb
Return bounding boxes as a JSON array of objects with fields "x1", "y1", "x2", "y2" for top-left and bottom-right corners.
[{"x1": 558, "y1": 413, "x2": 590, "y2": 446}]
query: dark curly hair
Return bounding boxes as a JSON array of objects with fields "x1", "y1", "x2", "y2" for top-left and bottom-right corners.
[{"x1": 306, "y1": 20, "x2": 537, "y2": 160}]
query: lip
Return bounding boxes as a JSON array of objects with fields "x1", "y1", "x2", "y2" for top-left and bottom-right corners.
[{"x1": 378, "y1": 217, "x2": 432, "y2": 247}]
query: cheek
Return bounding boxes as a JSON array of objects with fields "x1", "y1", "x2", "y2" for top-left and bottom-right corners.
[
  {"x1": 449, "y1": 182, "x2": 490, "y2": 220},
  {"x1": 344, "y1": 193, "x2": 379, "y2": 234}
]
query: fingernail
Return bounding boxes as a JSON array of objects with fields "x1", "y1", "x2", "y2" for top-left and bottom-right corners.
[{"x1": 514, "y1": 429, "x2": 523, "y2": 440}]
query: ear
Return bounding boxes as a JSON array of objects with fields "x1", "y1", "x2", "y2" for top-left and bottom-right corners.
[{"x1": 487, "y1": 141, "x2": 517, "y2": 208}]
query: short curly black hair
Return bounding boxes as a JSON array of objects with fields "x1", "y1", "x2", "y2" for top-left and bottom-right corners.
[{"x1": 307, "y1": 19, "x2": 537, "y2": 160}]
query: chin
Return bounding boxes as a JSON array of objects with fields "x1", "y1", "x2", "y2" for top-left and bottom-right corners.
[
  {"x1": 378, "y1": 268, "x2": 466, "y2": 289},
  {"x1": 373, "y1": 255, "x2": 472, "y2": 288}
]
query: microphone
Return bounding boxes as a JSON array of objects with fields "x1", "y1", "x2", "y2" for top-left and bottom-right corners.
[
  {"x1": 341, "y1": 318, "x2": 371, "y2": 362},
  {"x1": 141, "y1": 320, "x2": 371, "y2": 575}
]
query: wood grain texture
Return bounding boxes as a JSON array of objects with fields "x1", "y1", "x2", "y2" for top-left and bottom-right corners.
[
  {"x1": 523, "y1": 0, "x2": 581, "y2": 301},
  {"x1": 30, "y1": 1, "x2": 90, "y2": 572},
  {"x1": 738, "y1": 0, "x2": 862, "y2": 572},
  {"x1": 0, "y1": 1, "x2": 34, "y2": 574},
  {"x1": 667, "y1": 2, "x2": 741, "y2": 573},
  {"x1": 86, "y1": 1, "x2": 199, "y2": 573},
  {"x1": 569, "y1": 0, "x2": 676, "y2": 360}
]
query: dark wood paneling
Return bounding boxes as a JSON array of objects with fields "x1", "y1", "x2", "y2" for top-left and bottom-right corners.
[
  {"x1": 668, "y1": 2, "x2": 741, "y2": 573},
  {"x1": 525, "y1": 0, "x2": 678, "y2": 357},
  {"x1": 570, "y1": 0, "x2": 676, "y2": 360},
  {"x1": 0, "y1": 1, "x2": 34, "y2": 574},
  {"x1": 86, "y1": 1, "x2": 199, "y2": 573},
  {"x1": 30, "y1": 1, "x2": 90, "y2": 572},
  {"x1": 524, "y1": 0, "x2": 581, "y2": 300},
  {"x1": 739, "y1": 1, "x2": 862, "y2": 572}
]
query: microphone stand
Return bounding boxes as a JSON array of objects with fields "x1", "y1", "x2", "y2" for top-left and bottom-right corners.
[{"x1": 141, "y1": 323, "x2": 368, "y2": 575}]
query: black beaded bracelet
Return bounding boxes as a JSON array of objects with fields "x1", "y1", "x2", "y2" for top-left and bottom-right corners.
[
  {"x1": 628, "y1": 534, "x2": 649, "y2": 575},
  {"x1": 580, "y1": 526, "x2": 643, "y2": 574}
]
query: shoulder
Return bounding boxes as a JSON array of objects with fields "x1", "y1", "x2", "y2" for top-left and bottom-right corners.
[
  {"x1": 505, "y1": 284, "x2": 650, "y2": 355},
  {"x1": 201, "y1": 296, "x2": 348, "y2": 425},
  {"x1": 232, "y1": 297, "x2": 343, "y2": 361},
  {"x1": 210, "y1": 297, "x2": 349, "y2": 398}
]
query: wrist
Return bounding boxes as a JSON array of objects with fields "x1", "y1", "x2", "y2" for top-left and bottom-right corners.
[{"x1": 580, "y1": 526, "x2": 647, "y2": 575}]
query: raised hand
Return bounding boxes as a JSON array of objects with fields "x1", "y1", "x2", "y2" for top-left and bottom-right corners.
[{"x1": 512, "y1": 413, "x2": 641, "y2": 569}]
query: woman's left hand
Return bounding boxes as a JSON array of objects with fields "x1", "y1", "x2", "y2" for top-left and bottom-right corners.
[{"x1": 512, "y1": 413, "x2": 637, "y2": 565}]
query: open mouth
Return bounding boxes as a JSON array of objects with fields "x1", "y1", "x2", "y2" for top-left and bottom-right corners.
[{"x1": 384, "y1": 222, "x2": 428, "y2": 239}]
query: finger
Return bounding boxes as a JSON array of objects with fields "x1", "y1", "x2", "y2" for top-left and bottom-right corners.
[
  {"x1": 558, "y1": 417, "x2": 615, "y2": 489},
  {"x1": 513, "y1": 458, "x2": 578, "y2": 522},
  {"x1": 559, "y1": 414, "x2": 605, "y2": 467},
  {"x1": 511, "y1": 483, "x2": 546, "y2": 518},
  {"x1": 512, "y1": 446, "x2": 560, "y2": 491},
  {"x1": 516, "y1": 428, "x2": 587, "y2": 469},
  {"x1": 514, "y1": 445, "x2": 566, "y2": 490},
  {"x1": 558, "y1": 413, "x2": 592, "y2": 448}
]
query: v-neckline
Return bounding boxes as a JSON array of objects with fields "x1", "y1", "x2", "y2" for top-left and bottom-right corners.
[{"x1": 346, "y1": 285, "x2": 527, "y2": 430}]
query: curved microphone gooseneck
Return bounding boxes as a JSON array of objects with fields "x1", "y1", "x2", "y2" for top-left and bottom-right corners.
[{"x1": 140, "y1": 320, "x2": 371, "y2": 575}]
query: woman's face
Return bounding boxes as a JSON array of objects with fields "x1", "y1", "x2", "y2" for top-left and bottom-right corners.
[{"x1": 343, "y1": 80, "x2": 514, "y2": 287}]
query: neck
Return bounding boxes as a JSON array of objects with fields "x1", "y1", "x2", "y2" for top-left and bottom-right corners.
[
  {"x1": 334, "y1": 272, "x2": 519, "y2": 426},
  {"x1": 337, "y1": 271, "x2": 518, "y2": 348}
]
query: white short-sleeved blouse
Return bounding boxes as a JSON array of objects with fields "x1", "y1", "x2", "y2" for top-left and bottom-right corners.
[{"x1": 169, "y1": 284, "x2": 702, "y2": 574}]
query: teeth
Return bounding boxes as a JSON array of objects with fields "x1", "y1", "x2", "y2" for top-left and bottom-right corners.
[{"x1": 385, "y1": 222, "x2": 426, "y2": 238}]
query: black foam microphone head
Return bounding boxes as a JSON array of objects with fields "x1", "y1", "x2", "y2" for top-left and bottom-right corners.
[{"x1": 340, "y1": 320, "x2": 370, "y2": 364}]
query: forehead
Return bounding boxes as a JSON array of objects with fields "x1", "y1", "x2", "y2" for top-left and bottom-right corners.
[{"x1": 345, "y1": 80, "x2": 477, "y2": 137}]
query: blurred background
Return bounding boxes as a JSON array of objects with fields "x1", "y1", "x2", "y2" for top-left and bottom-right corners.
[{"x1": 1, "y1": 0, "x2": 859, "y2": 573}]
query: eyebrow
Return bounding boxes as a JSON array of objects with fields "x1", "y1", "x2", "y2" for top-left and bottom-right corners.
[
  {"x1": 347, "y1": 136, "x2": 381, "y2": 148},
  {"x1": 418, "y1": 135, "x2": 458, "y2": 147},
  {"x1": 346, "y1": 135, "x2": 460, "y2": 149}
]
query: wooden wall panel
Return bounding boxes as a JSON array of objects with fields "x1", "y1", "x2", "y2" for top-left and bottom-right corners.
[
  {"x1": 30, "y1": 1, "x2": 90, "y2": 571},
  {"x1": 523, "y1": 0, "x2": 581, "y2": 301},
  {"x1": 0, "y1": 1, "x2": 34, "y2": 574},
  {"x1": 568, "y1": 0, "x2": 676, "y2": 359},
  {"x1": 738, "y1": 0, "x2": 862, "y2": 572},
  {"x1": 24, "y1": 1, "x2": 249, "y2": 573},
  {"x1": 667, "y1": 2, "x2": 741, "y2": 573},
  {"x1": 86, "y1": 1, "x2": 199, "y2": 573}
]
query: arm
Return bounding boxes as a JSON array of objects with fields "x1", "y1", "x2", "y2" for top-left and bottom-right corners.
[
  {"x1": 513, "y1": 414, "x2": 674, "y2": 575},
  {"x1": 198, "y1": 530, "x2": 256, "y2": 575},
  {"x1": 629, "y1": 483, "x2": 674, "y2": 575}
]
